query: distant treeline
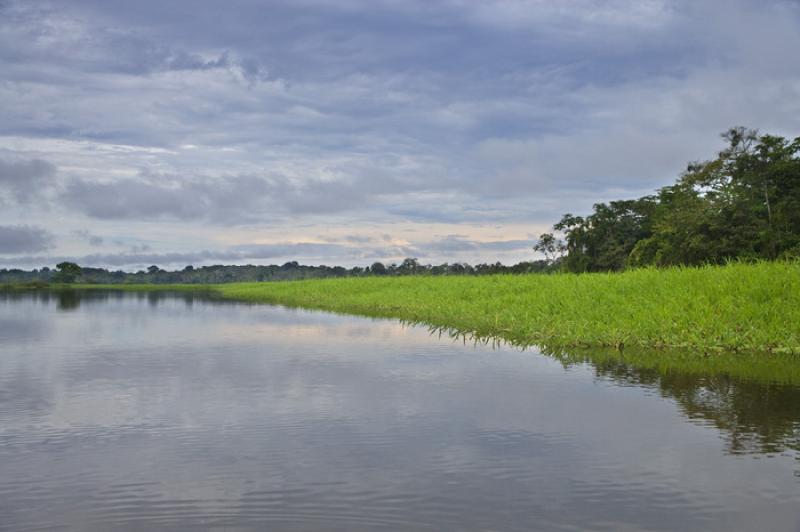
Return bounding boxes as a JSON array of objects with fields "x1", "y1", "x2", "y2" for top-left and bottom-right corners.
[
  {"x1": 0, "y1": 258, "x2": 555, "y2": 286},
  {"x1": 536, "y1": 127, "x2": 800, "y2": 272}
]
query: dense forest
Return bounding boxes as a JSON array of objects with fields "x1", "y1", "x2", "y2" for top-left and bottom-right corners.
[
  {"x1": 0, "y1": 258, "x2": 554, "y2": 285},
  {"x1": 536, "y1": 128, "x2": 800, "y2": 272}
]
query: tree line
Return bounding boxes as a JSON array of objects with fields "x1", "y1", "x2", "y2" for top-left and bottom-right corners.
[
  {"x1": 535, "y1": 128, "x2": 800, "y2": 272},
  {"x1": 1, "y1": 258, "x2": 555, "y2": 286}
]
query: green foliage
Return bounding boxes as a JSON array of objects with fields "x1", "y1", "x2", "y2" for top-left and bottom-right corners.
[
  {"x1": 555, "y1": 197, "x2": 657, "y2": 272},
  {"x1": 533, "y1": 233, "x2": 565, "y2": 265},
  {"x1": 554, "y1": 128, "x2": 800, "y2": 271},
  {"x1": 54, "y1": 262, "x2": 82, "y2": 283},
  {"x1": 2, "y1": 258, "x2": 557, "y2": 286},
  {"x1": 369, "y1": 262, "x2": 387, "y2": 275},
  {"x1": 0, "y1": 280, "x2": 50, "y2": 291}
]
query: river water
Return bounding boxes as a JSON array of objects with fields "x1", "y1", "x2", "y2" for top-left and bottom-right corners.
[{"x1": 1, "y1": 290, "x2": 798, "y2": 531}]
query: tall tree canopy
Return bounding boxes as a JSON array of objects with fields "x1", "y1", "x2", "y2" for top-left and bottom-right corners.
[{"x1": 548, "y1": 128, "x2": 800, "y2": 272}]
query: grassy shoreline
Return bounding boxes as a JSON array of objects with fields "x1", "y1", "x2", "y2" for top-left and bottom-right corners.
[{"x1": 51, "y1": 261, "x2": 799, "y2": 355}]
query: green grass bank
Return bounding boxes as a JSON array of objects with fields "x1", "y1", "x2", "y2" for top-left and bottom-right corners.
[
  {"x1": 50, "y1": 261, "x2": 796, "y2": 354},
  {"x1": 209, "y1": 261, "x2": 798, "y2": 354}
]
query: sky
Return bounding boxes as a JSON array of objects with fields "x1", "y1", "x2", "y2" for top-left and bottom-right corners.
[{"x1": 1, "y1": 0, "x2": 799, "y2": 270}]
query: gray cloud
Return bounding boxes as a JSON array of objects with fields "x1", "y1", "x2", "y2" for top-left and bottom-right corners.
[
  {"x1": 343, "y1": 235, "x2": 376, "y2": 244},
  {"x1": 59, "y1": 165, "x2": 425, "y2": 222},
  {"x1": 406, "y1": 236, "x2": 533, "y2": 256},
  {"x1": 0, "y1": 235, "x2": 537, "y2": 269},
  {"x1": 0, "y1": 243, "x2": 353, "y2": 269},
  {"x1": 72, "y1": 229, "x2": 104, "y2": 247},
  {"x1": 0, "y1": 157, "x2": 56, "y2": 203},
  {"x1": 60, "y1": 174, "x2": 367, "y2": 222},
  {"x1": 127, "y1": 243, "x2": 152, "y2": 253},
  {"x1": 1, "y1": 0, "x2": 799, "y2": 265},
  {"x1": 62, "y1": 178, "x2": 212, "y2": 221},
  {"x1": 0, "y1": 225, "x2": 54, "y2": 254}
]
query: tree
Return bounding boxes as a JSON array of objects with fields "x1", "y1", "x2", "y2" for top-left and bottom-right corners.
[
  {"x1": 552, "y1": 197, "x2": 656, "y2": 272},
  {"x1": 398, "y1": 257, "x2": 420, "y2": 275},
  {"x1": 370, "y1": 262, "x2": 387, "y2": 275},
  {"x1": 629, "y1": 129, "x2": 800, "y2": 266},
  {"x1": 547, "y1": 128, "x2": 800, "y2": 270},
  {"x1": 54, "y1": 262, "x2": 82, "y2": 283},
  {"x1": 533, "y1": 233, "x2": 566, "y2": 265}
]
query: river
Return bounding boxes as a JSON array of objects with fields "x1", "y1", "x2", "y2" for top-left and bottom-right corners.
[{"x1": 1, "y1": 290, "x2": 798, "y2": 530}]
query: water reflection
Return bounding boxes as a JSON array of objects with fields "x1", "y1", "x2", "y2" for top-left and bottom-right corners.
[
  {"x1": 0, "y1": 290, "x2": 798, "y2": 531},
  {"x1": 0, "y1": 288, "x2": 221, "y2": 310},
  {"x1": 547, "y1": 348, "x2": 800, "y2": 456}
]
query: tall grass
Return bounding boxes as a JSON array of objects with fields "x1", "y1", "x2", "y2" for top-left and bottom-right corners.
[{"x1": 210, "y1": 261, "x2": 799, "y2": 354}]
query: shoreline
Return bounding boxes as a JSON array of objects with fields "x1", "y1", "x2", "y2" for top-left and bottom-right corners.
[{"x1": 9, "y1": 261, "x2": 798, "y2": 356}]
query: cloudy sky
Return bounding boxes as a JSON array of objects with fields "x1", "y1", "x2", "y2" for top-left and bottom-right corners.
[{"x1": 1, "y1": 0, "x2": 799, "y2": 270}]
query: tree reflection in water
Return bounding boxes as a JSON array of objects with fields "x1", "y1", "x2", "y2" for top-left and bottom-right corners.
[{"x1": 548, "y1": 347, "x2": 800, "y2": 456}]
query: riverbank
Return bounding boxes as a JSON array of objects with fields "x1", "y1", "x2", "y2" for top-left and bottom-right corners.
[
  {"x1": 215, "y1": 262, "x2": 799, "y2": 354},
  {"x1": 17, "y1": 261, "x2": 798, "y2": 354}
]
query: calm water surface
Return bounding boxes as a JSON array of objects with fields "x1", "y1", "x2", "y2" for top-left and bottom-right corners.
[{"x1": 1, "y1": 291, "x2": 799, "y2": 531}]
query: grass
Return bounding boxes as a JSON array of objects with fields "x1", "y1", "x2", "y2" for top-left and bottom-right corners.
[
  {"x1": 1, "y1": 280, "x2": 50, "y2": 291},
  {"x1": 32, "y1": 261, "x2": 800, "y2": 355},
  {"x1": 211, "y1": 261, "x2": 799, "y2": 354}
]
